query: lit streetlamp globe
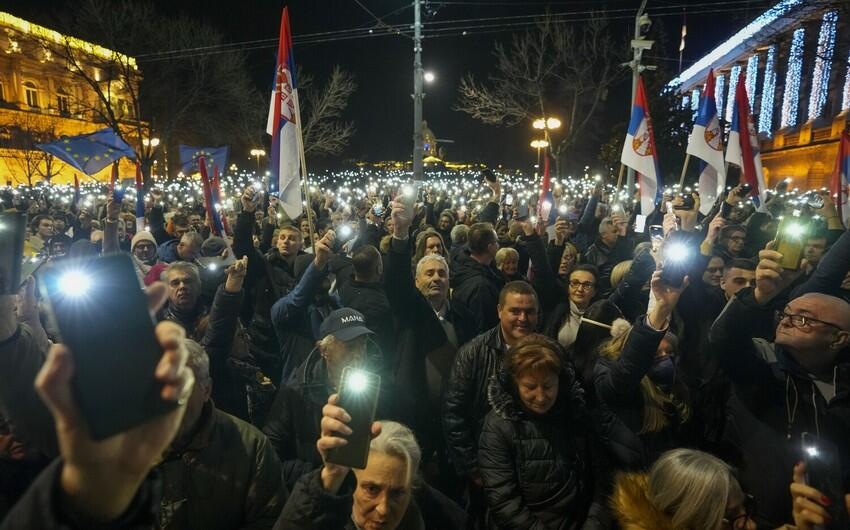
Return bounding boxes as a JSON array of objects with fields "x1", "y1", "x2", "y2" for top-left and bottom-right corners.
[{"x1": 424, "y1": 71, "x2": 435, "y2": 83}]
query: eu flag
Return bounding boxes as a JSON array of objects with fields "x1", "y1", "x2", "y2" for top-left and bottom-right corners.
[
  {"x1": 36, "y1": 128, "x2": 136, "y2": 176},
  {"x1": 179, "y1": 145, "x2": 229, "y2": 173}
]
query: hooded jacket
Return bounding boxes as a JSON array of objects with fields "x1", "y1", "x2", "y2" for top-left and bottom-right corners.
[
  {"x1": 450, "y1": 248, "x2": 505, "y2": 335},
  {"x1": 709, "y1": 287, "x2": 850, "y2": 526},
  {"x1": 478, "y1": 367, "x2": 610, "y2": 530}
]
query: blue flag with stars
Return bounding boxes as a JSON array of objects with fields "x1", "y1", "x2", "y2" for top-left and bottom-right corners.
[
  {"x1": 36, "y1": 128, "x2": 136, "y2": 176},
  {"x1": 179, "y1": 145, "x2": 229, "y2": 173}
]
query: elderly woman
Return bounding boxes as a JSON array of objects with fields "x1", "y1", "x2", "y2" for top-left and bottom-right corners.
[
  {"x1": 278, "y1": 398, "x2": 466, "y2": 529},
  {"x1": 478, "y1": 333, "x2": 610, "y2": 529},
  {"x1": 611, "y1": 448, "x2": 755, "y2": 530},
  {"x1": 495, "y1": 247, "x2": 523, "y2": 281}
]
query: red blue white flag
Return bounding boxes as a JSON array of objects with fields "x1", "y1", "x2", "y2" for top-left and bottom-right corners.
[
  {"x1": 830, "y1": 130, "x2": 850, "y2": 228},
  {"x1": 725, "y1": 70, "x2": 766, "y2": 208},
  {"x1": 686, "y1": 69, "x2": 726, "y2": 212},
  {"x1": 266, "y1": 6, "x2": 303, "y2": 220},
  {"x1": 621, "y1": 76, "x2": 661, "y2": 214}
]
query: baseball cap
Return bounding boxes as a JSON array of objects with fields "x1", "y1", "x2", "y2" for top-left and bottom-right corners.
[{"x1": 319, "y1": 308, "x2": 373, "y2": 342}]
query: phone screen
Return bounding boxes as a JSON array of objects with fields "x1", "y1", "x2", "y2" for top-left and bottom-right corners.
[
  {"x1": 39, "y1": 254, "x2": 175, "y2": 440},
  {"x1": 634, "y1": 214, "x2": 647, "y2": 233},
  {"x1": 326, "y1": 367, "x2": 381, "y2": 469},
  {"x1": 505, "y1": 194, "x2": 514, "y2": 206},
  {"x1": 775, "y1": 216, "x2": 807, "y2": 270},
  {"x1": 801, "y1": 432, "x2": 849, "y2": 529},
  {"x1": 0, "y1": 213, "x2": 27, "y2": 294}
]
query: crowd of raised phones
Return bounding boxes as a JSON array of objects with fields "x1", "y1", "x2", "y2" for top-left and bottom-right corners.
[{"x1": 0, "y1": 173, "x2": 849, "y2": 530}]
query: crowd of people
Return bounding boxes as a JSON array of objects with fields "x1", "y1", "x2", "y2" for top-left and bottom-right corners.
[{"x1": 0, "y1": 167, "x2": 848, "y2": 530}]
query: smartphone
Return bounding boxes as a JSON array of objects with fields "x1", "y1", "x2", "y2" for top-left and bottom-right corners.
[
  {"x1": 673, "y1": 194, "x2": 695, "y2": 210},
  {"x1": 399, "y1": 182, "x2": 422, "y2": 213},
  {"x1": 326, "y1": 367, "x2": 381, "y2": 469},
  {"x1": 0, "y1": 212, "x2": 26, "y2": 294},
  {"x1": 39, "y1": 253, "x2": 176, "y2": 440},
  {"x1": 775, "y1": 216, "x2": 807, "y2": 270},
  {"x1": 801, "y1": 432, "x2": 848, "y2": 529},
  {"x1": 371, "y1": 204, "x2": 385, "y2": 217},
  {"x1": 516, "y1": 204, "x2": 530, "y2": 221},
  {"x1": 737, "y1": 183, "x2": 752, "y2": 197},
  {"x1": 661, "y1": 237, "x2": 690, "y2": 287},
  {"x1": 634, "y1": 214, "x2": 647, "y2": 233},
  {"x1": 505, "y1": 193, "x2": 514, "y2": 206}
]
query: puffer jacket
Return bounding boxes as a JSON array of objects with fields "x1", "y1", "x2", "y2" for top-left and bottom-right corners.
[
  {"x1": 610, "y1": 472, "x2": 675, "y2": 530},
  {"x1": 450, "y1": 249, "x2": 505, "y2": 336},
  {"x1": 157, "y1": 401, "x2": 287, "y2": 530},
  {"x1": 478, "y1": 367, "x2": 611, "y2": 530},
  {"x1": 275, "y1": 468, "x2": 467, "y2": 530},
  {"x1": 442, "y1": 326, "x2": 504, "y2": 478}
]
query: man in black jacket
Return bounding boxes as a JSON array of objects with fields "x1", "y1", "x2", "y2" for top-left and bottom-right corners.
[
  {"x1": 450, "y1": 223, "x2": 504, "y2": 336},
  {"x1": 442, "y1": 281, "x2": 539, "y2": 491},
  {"x1": 709, "y1": 245, "x2": 850, "y2": 526},
  {"x1": 581, "y1": 216, "x2": 633, "y2": 295}
]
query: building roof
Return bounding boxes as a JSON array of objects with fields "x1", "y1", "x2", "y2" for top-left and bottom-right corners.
[
  {"x1": 0, "y1": 11, "x2": 137, "y2": 69},
  {"x1": 666, "y1": 0, "x2": 825, "y2": 91}
]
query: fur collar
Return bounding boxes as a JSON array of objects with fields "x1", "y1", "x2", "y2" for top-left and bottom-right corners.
[{"x1": 610, "y1": 473, "x2": 675, "y2": 530}]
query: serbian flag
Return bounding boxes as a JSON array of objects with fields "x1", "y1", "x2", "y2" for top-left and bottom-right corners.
[
  {"x1": 831, "y1": 130, "x2": 850, "y2": 228},
  {"x1": 725, "y1": 70, "x2": 766, "y2": 208},
  {"x1": 621, "y1": 76, "x2": 662, "y2": 214},
  {"x1": 135, "y1": 162, "x2": 145, "y2": 233},
  {"x1": 198, "y1": 157, "x2": 224, "y2": 236},
  {"x1": 73, "y1": 174, "x2": 82, "y2": 210},
  {"x1": 686, "y1": 69, "x2": 726, "y2": 212},
  {"x1": 266, "y1": 7, "x2": 303, "y2": 220}
]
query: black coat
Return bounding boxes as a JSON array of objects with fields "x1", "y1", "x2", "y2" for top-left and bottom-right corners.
[
  {"x1": 275, "y1": 468, "x2": 466, "y2": 530},
  {"x1": 479, "y1": 368, "x2": 611, "y2": 530},
  {"x1": 442, "y1": 326, "x2": 504, "y2": 477},
  {"x1": 709, "y1": 287, "x2": 850, "y2": 526},
  {"x1": 450, "y1": 249, "x2": 505, "y2": 336},
  {"x1": 581, "y1": 236, "x2": 633, "y2": 295},
  {"x1": 337, "y1": 276, "x2": 396, "y2": 368}
]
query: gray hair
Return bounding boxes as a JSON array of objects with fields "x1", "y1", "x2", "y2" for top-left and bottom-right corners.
[
  {"x1": 164, "y1": 261, "x2": 201, "y2": 285},
  {"x1": 598, "y1": 217, "x2": 614, "y2": 235},
  {"x1": 415, "y1": 254, "x2": 449, "y2": 278},
  {"x1": 181, "y1": 231, "x2": 204, "y2": 250},
  {"x1": 648, "y1": 449, "x2": 740, "y2": 530},
  {"x1": 450, "y1": 224, "x2": 469, "y2": 245},
  {"x1": 495, "y1": 247, "x2": 519, "y2": 268},
  {"x1": 370, "y1": 421, "x2": 421, "y2": 485},
  {"x1": 184, "y1": 339, "x2": 211, "y2": 386}
]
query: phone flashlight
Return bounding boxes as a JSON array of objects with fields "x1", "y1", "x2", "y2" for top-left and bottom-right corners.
[
  {"x1": 401, "y1": 185, "x2": 414, "y2": 199},
  {"x1": 58, "y1": 270, "x2": 92, "y2": 298},
  {"x1": 558, "y1": 205, "x2": 568, "y2": 215},
  {"x1": 805, "y1": 445, "x2": 819, "y2": 457},
  {"x1": 664, "y1": 242, "x2": 690, "y2": 263},
  {"x1": 207, "y1": 262, "x2": 218, "y2": 271},
  {"x1": 339, "y1": 225, "x2": 353, "y2": 238},
  {"x1": 345, "y1": 369, "x2": 369, "y2": 393}
]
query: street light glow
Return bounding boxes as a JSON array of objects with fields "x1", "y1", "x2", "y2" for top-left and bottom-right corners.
[
  {"x1": 423, "y1": 71, "x2": 435, "y2": 83},
  {"x1": 142, "y1": 137, "x2": 160, "y2": 147},
  {"x1": 250, "y1": 149, "x2": 266, "y2": 157},
  {"x1": 530, "y1": 139, "x2": 549, "y2": 149},
  {"x1": 533, "y1": 117, "x2": 562, "y2": 130}
]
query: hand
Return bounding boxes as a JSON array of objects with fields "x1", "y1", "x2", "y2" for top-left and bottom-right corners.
[
  {"x1": 105, "y1": 200, "x2": 121, "y2": 222},
  {"x1": 518, "y1": 220, "x2": 534, "y2": 237},
  {"x1": 611, "y1": 214, "x2": 628, "y2": 236},
  {"x1": 554, "y1": 218, "x2": 568, "y2": 245},
  {"x1": 754, "y1": 242, "x2": 806, "y2": 305},
  {"x1": 317, "y1": 394, "x2": 381, "y2": 493},
  {"x1": 241, "y1": 186, "x2": 257, "y2": 213},
  {"x1": 648, "y1": 267, "x2": 688, "y2": 329},
  {"x1": 791, "y1": 461, "x2": 850, "y2": 530},
  {"x1": 705, "y1": 215, "x2": 726, "y2": 245},
  {"x1": 313, "y1": 230, "x2": 335, "y2": 268},
  {"x1": 662, "y1": 211, "x2": 678, "y2": 236},
  {"x1": 725, "y1": 185, "x2": 744, "y2": 206},
  {"x1": 38, "y1": 287, "x2": 194, "y2": 522},
  {"x1": 484, "y1": 176, "x2": 501, "y2": 201},
  {"x1": 677, "y1": 193, "x2": 700, "y2": 231},
  {"x1": 224, "y1": 256, "x2": 248, "y2": 293},
  {"x1": 390, "y1": 198, "x2": 412, "y2": 239}
]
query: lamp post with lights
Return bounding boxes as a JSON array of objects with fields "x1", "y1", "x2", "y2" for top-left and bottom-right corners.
[{"x1": 250, "y1": 148, "x2": 266, "y2": 173}]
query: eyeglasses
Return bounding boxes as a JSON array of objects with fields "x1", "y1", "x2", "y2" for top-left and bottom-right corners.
[
  {"x1": 778, "y1": 311, "x2": 845, "y2": 331},
  {"x1": 722, "y1": 494, "x2": 755, "y2": 530},
  {"x1": 568, "y1": 280, "x2": 595, "y2": 290},
  {"x1": 728, "y1": 236, "x2": 746, "y2": 243}
]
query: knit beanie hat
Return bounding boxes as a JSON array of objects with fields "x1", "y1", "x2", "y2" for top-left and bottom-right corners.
[{"x1": 131, "y1": 231, "x2": 157, "y2": 251}]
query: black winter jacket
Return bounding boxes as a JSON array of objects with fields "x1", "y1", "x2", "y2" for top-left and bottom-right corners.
[
  {"x1": 275, "y1": 468, "x2": 466, "y2": 530},
  {"x1": 709, "y1": 287, "x2": 850, "y2": 526},
  {"x1": 337, "y1": 276, "x2": 396, "y2": 368},
  {"x1": 442, "y1": 326, "x2": 505, "y2": 477},
  {"x1": 450, "y1": 250, "x2": 505, "y2": 336},
  {"x1": 581, "y1": 236, "x2": 633, "y2": 295},
  {"x1": 479, "y1": 368, "x2": 611, "y2": 530}
]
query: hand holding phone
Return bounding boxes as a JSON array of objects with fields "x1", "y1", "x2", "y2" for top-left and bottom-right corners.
[
  {"x1": 798, "y1": 433, "x2": 849, "y2": 529},
  {"x1": 325, "y1": 367, "x2": 381, "y2": 470}
]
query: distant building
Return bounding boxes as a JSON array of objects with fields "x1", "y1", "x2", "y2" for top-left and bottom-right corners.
[
  {"x1": 668, "y1": 0, "x2": 849, "y2": 189},
  {"x1": 0, "y1": 11, "x2": 140, "y2": 185}
]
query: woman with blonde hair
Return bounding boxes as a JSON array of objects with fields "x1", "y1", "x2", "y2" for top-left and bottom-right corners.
[
  {"x1": 611, "y1": 448, "x2": 755, "y2": 529},
  {"x1": 494, "y1": 247, "x2": 523, "y2": 281},
  {"x1": 593, "y1": 267, "x2": 696, "y2": 469}
]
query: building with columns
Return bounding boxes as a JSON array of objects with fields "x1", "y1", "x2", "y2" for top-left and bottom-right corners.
[
  {"x1": 668, "y1": 0, "x2": 850, "y2": 189},
  {"x1": 0, "y1": 11, "x2": 140, "y2": 185}
]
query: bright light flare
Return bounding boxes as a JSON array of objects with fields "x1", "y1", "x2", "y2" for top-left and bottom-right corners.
[
  {"x1": 58, "y1": 271, "x2": 92, "y2": 298},
  {"x1": 664, "y1": 243, "x2": 690, "y2": 263},
  {"x1": 784, "y1": 222, "x2": 805, "y2": 238},
  {"x1": 346, "y1": 370, "x2": 369, "y2": 393}
]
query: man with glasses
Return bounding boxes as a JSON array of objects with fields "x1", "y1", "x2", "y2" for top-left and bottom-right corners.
[
  {"x1": 717, "y1": 225, "x2": 747, "y2": 261},
  {"x1": 709, "y1": 243, "x2": 850, "y2": 527}
]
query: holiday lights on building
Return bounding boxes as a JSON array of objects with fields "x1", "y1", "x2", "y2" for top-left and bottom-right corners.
[
  {"x1": 725, "y1": 65, "x2": 742, "y2": 123},
  {"x1": 691, "y1": 88, "x2": 700, "y2": 121},
  {"x1": 715, "y1": 74, "x2": 727, "y2": 122},
  {"x1": 843, "y1": 49, "x2": 850, "y2": 111},
  {"x1": 807, "y1": 10, "x2": 837, "y2": 121},
  {"x1": 745, "y1": 54, "x2": 759, "y2": 112},
  {"x1": 759, "y1": 45, "x2": 777, "y2": 135},
  {"x1": 781, "y1": 28, "x2": 805, "y2": 129}
]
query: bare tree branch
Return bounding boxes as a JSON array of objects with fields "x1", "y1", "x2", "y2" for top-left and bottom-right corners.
[{"x1": 300, "y1": 66, "x2": 357, "y2": 158}]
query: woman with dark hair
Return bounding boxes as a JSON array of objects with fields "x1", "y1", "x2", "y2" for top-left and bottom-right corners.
[
  {"x1": 412, "y1": 229, "x2": 448, "y2": 270},
  {"x1": 478, "y1": 333, "x2": 611, "y2": 529}
]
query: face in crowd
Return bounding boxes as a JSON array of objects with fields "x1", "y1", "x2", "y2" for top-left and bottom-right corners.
[
  {"x1": 499, "y1": 255, "x2": 518, "y2": 278},
  {"x1": 277, "y1": 227, "x2": 303, "y2": 258},
  {"x1": 498, "y1": 291, "x2": 539, "y2": 344},
  {"x1": 723, "y1": 230, "x2": 746, "y2": 255},
  {"x1": 775, "y1": 293, "x2": 850, "y2": 376},
  {"x1": 321, "y1": 335, "x2": 367, "y2": 389},
  {"x1": 176, "y1": 234, "x2": 201, "y2": 261},
  {"x1": 568, "y1": 269, "x2": 597, "y2": 309},
  {"x1": 516, "y1": 367, "x2": 558, "y2": 416},
  {"x1": 558, "y1": 246, "x2": 577, "y2": 277},
  {"x1": 351, "y1": 451, "x2": 412, "y2": 530},
  {"x1": 166, "y1": 266, "x2": 200, "y2": 312},
  {"x1": 187, "y1": 214, "x2": 203, "y2": 232},
  {"x1": 174, "y1": 222, "x2": 192, "y2": 239},
  {"x1": 36, "y1": 218, "x2": 54, "y2": 240},
  {"x1": 438, "y1": 215, "x2": 453, "y2": 232},
  {"x1": 415, "y1": 257, "x2": 449, "y2": 305},
  {"x1": 702, "y1": 256, "x2": 725, "y2": 288},
  {"x1": 424, "y1": 235, "x2": 443, "y2": 257},
  {"x1": 720, "y1": 266, "x2": 755, "y2": 300},
  {"x1": 52, "y1": 217, "x2": 66, "y2": 235},
  {"x1": 300, "y1": 218, "x2": 312, "y2": 241},
  {"x1": 599, "y1": 221, "x2": 619, "y2": 247},
  {"x1": 134, "y1": 240, "x2": 157, "y2": 264},
  {"x1": 803, "y1": 237, "x2": 827, "y2": 267}
]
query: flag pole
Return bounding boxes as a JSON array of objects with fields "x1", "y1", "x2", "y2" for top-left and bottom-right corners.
[
  {"x1": 615, "y1": 163, "x2": 625, "y2": 194},
  {"x1": 678, "y1": 153, "x2": 691, "y2": 187},
  {"x1": 291, "y1": 90, "x2": 317, "y2": 251}
]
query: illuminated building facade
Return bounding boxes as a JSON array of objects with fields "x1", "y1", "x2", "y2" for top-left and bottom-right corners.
[
  {"x1": 0, "y1": 11, "x2": 139, "y2": 185},
  {"x1": 668, "y1": 0, "x2": 850, "y2": 189}
]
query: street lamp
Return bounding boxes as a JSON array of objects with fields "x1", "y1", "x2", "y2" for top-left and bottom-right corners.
[
  {"x1": 142, "y1": 137, "x2": 160, "y2": 148},
  {"x1": 530, "y1": 139, "x2": 549, "y2": 171},
  {"x1": 424, "y1": 71, "x2": 435, "y2": 83},
  {"x1": 250, "y1": 148, "x2": 266, "y2": 173},
  {"x1": 533, "y1": 117, "x2": 561, "y2": 130}
]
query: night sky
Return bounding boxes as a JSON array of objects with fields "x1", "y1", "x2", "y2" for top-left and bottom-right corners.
[{"x1": 5, "y1": 0, "x2": 775, "y2": 172}]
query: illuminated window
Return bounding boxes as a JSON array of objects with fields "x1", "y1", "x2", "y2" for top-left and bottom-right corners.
[
  {"x1": 746, "y1": 54, "x2": 760, "y2": 112},
  {"x1": 715, "y1": 74, "x2": 727, "y2": 121},
  {"x1": 23, "y1": 81, "x2": 39, "y2": 108},
  {"x1": 808, "y1": 11, "x2": 837, "y2": 121},
  {"x1": 759, "y1": 46, "x2": 777, "y2": 135},
  {"x1": 725, "y1": 65, "x2": 742, "y2": 123},
  {"x1": 781, "y1": 28, "x2": 805, "y2": 128},
  {"x1": 57, "y1": 89, "x2": 70, "y2": 114}
]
